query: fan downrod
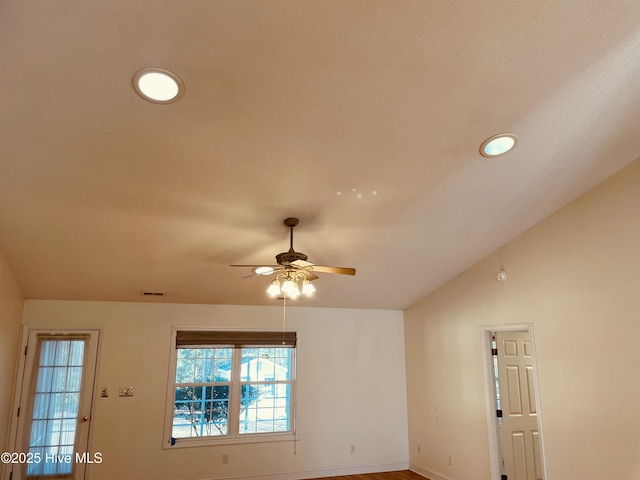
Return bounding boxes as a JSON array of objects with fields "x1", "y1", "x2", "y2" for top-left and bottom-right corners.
[{"x1": 276, "y1": 217, "x2": 308, "y2": 265}]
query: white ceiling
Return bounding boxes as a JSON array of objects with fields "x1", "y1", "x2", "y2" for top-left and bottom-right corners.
[{"x1": 2, "y1": 1, "x2": 640, "y2": 310}]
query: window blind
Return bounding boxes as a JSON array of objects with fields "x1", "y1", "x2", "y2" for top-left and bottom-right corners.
[{"x1": 176, "y1": 330, "x2": 296, "y2": 348}]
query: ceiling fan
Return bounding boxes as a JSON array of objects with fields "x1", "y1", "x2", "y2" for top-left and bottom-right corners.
[{"x1": 230, "y1": 217, "x2": 356, "y2": 298}]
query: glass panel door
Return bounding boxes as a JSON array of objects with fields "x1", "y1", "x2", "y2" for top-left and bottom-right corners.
[
  {"x1": 12, "y1": 330, "x2": 99, "y2": 480},
  {"x1": 26, "y1": 339, "x2": 86, "y2": 477}
]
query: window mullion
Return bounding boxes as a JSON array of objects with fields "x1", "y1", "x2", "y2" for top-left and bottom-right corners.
[{"x1": 227, "y1": 347, "x2": 242, "y2": 436}]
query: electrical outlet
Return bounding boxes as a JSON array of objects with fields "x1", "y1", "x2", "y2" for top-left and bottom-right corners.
[
  {"x1": 449, "y1": 455, "x2": 453, "y2": 466},
  {"x1": 417, "y1": 444, "x2": 421, "y2": 454},
  {"x1": 119, "y1": 387, "x2": 134, "y2": 397},
  {"x1": 222, "y1": 454, "x2": 229, "y2": 464},
  {"x1": 350, "y1": 444, "x2": 356, "y2": 454}
]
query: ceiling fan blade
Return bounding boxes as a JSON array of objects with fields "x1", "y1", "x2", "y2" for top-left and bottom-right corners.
[
  {"x1": 302, "y1": 271, "x2": 320, "y2": 281},
  {"x1": 291, "y1": 259, "x2": 314, "y2": 268},
  {"x1": 231, "y1": 265, "x2": 284, "y2": 279},
  {"x1": 229, "y1": 264, "x2": 279, "y2": 268},
  {"x1": 309, "y1": 265, "x2": 356, "y2": 276}
]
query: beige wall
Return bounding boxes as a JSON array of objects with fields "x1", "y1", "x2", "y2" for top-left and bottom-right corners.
[
  {"x1": 21, "y1": 300, "x2": 408, "y2": 480},
  {"x1": 404, "y1": 157, "x2": 640, "y2": 479},
  {"x1": 0, "y1": 251, "x2": 24, "y2": 452}
]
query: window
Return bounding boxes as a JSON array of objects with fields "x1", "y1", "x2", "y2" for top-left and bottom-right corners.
[{"x1": 165, "y1": 330, "x2": 296, "y2": 447}]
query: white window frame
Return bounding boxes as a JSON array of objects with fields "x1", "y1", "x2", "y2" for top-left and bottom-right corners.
[{"x1": 162, "y1": 328, "x2": 296, "y2": 448}]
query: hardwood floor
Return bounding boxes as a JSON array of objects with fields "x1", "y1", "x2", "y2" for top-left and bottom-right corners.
[{"x1": 309, "y1": 471, "x2": 426, "y2": 480}]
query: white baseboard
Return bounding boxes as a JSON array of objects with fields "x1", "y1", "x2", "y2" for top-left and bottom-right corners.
[
  {"x1": 199, "y1": 461, "x2": 410, "y2": 480},
  {"x1": 410, "y1": 462, "x2": 449, "y2": 480}
]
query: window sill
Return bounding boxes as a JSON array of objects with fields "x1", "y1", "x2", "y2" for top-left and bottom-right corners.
[{"x1": 164, "y1": 432, "x2": 295, "y2": 449}]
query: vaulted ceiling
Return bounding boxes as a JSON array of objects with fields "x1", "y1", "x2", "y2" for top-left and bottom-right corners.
[{"x1": 1, "y1": 1, "x2": 640, "y2": 309}]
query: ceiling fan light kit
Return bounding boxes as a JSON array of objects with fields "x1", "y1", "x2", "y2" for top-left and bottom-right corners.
[
  {"x1": 267, "y1": 272, "x2": 315, "y2": 299},
  {"x1": 231, "y1": 217, "x2": 355, "y2": 299}
]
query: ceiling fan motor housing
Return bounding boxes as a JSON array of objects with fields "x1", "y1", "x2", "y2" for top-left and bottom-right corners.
[{"x1": 276, "y1": 250, "x2": 308, "y2": 265}]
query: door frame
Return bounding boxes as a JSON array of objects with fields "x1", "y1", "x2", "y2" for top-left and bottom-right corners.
[
  {"x1": 480, "y1": 324, "x2": 548, "y2": 480},
  {"x1": 3, "y1": 326, "x2": 102, "y2": 480}
]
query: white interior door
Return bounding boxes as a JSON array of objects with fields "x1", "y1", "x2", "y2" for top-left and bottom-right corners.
[
  {"x1": 11, "y1": 330, "x2": 99, "y2": 480},
  {"x1": 496, "y1": 330, "x2": 543, "y2": 480}
]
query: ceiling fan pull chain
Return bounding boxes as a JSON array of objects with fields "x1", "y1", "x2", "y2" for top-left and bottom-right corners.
[{"x1": 282, "y1": 293, "x2": 287, "y2": 345}]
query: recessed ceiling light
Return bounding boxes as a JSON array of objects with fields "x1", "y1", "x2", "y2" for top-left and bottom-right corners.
[
  {"x1": 133, "y1": 68, "x2": 184, "y2": 104},
  {"x1": 253, "y1": 266, "x2": 275, "y2": 276},
  {"x1": 479, "y1": 133, "x2": 518, "y2": 157}
]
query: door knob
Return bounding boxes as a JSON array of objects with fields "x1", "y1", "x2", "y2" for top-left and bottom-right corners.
[{"x1": 81, "y1": 416, "x2": 89, "y2": 422}]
